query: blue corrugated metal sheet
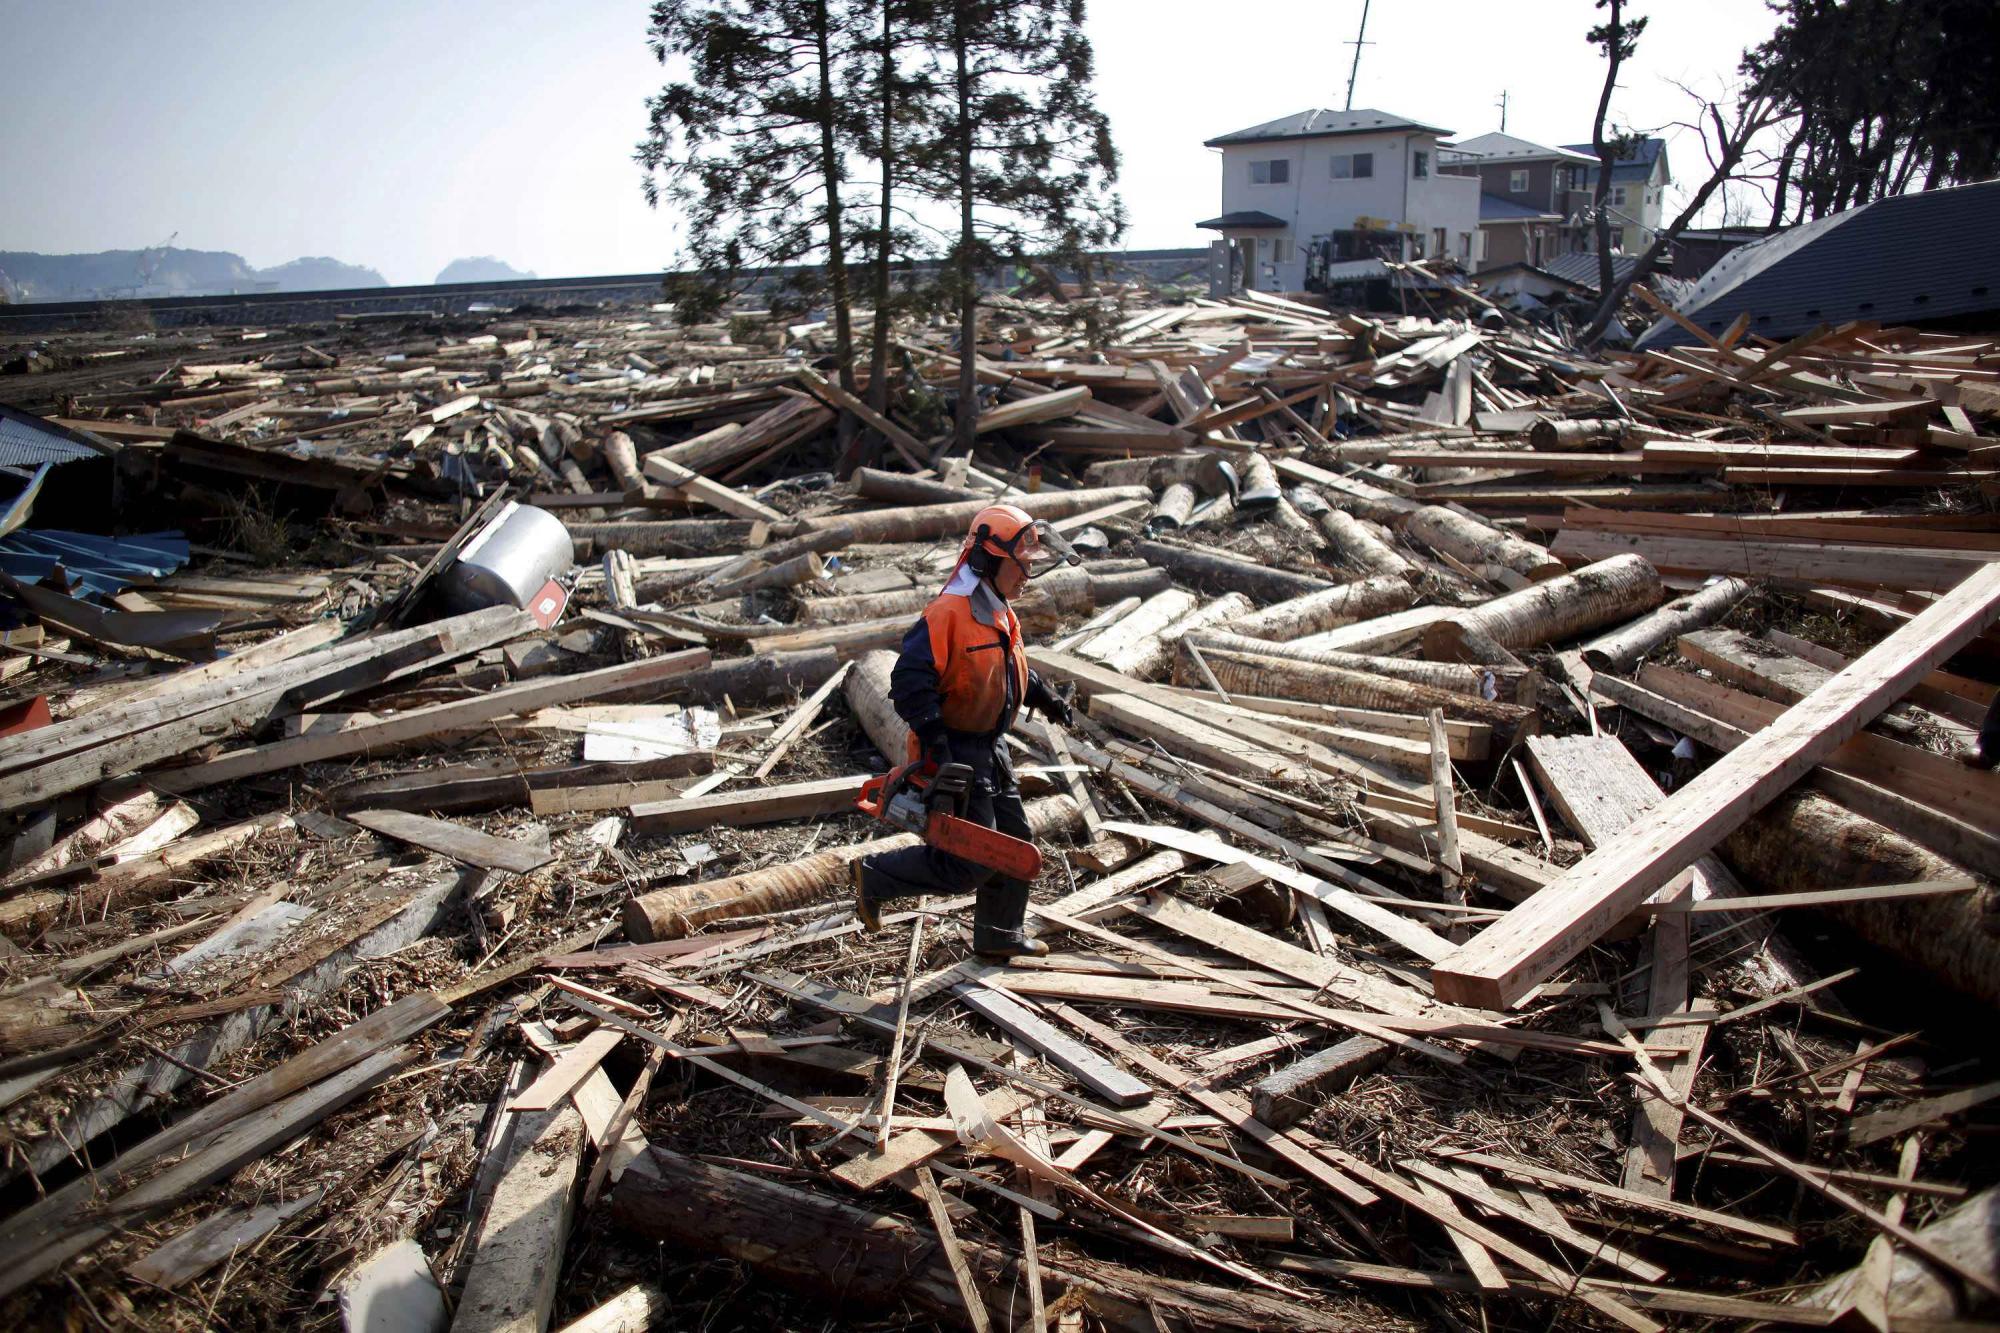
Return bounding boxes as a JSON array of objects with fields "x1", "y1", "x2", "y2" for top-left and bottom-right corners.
[
  {"x1": 1636, "y1": 180, "x2": 2000, "y2": 349},
  {"x1": 1541, "y1": 251, "x2": 1640, "y2": 294},
  {"x1": 0, "y1": 405, "x2": 108, "y2": 469},
  {"x1": 0, "y1": 530, "x2": 189, "y2": 599}
]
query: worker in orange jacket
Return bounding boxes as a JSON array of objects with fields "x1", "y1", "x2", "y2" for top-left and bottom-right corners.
[{"x1": 854, "y1": 503, "x2": 1075, "y2": 959}]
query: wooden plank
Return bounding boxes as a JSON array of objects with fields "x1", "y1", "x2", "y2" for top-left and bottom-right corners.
[
  {"x1": 347, "y1": 809, "x2": 553, "y2": 874},
  {"x1": 630, "y1": 774, "x2": 865, "y2": 834},
  {"x1": 1405, "y1": 1159, "x2": 1670, "y2": 1282},
  {"x1": 1848, "y1": 1079, "x2": 2000, "y2": 1148},
  {"x1": 509, "y1": 1029, "x2": 624, "y2": 1112},
  {"x1": 452, "y1": 1101, "x2": 583, "y2": 1333},
  {"x1": 1413, "y1": 1177, "x2": 1511, "y2": 1291},
  {"x1": 153, "y1": 648, "x2": 711, "y2": 792},
  {"x1": 1551, "y1": 530, "x2": 1993, "y2": 593},
  {"x1": 125, "y1": 1188, "x2": 324, "y2": 1290},
  {"x1": 1433, "y1": 563, "x2": 2000, "y2": 1010},
  {"x1": 953, "y1": 977, "x2": 1152, "y2": 1107},
  {"x1": 642, "y1": 452, "x2": 785, "y2": 521},
  {"x1": 831, "y1": 1085, "x2": 1037, "y2": 1190},
  {"x1": 1442, "y1": 1149, "x2": 1795, "y2": 1244}
]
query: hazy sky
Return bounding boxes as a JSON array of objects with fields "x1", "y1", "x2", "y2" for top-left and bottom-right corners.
[{"x1": 0, "y1": 0, "x2": 1782, "y2": 285}]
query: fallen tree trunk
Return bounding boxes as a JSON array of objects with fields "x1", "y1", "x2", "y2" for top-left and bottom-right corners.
[
  {"x1": 1224, "y1": 577, "x2": 1418, "y2": 640},
  {"x1": 656, "y1": 648, "x2": 843, "y2": 707},
  {"x1": 1124, "y1": 593, "x2": 1255, "y2": 680},
  {"x1": 715, "y1": 551, "x2": 826, "y2": 595},
  {"x1": 1186, "y1": 630, "x2": 1529, "y2": 700},
  {"x1": 1457, "y1": 553, "x2": 1664, "y2": 651},
  {"x1": 1801, "y1": 1184, "x2": 1999, "y2": 1323},
  {"x1": 621, "y1": 795, "x2": 1080, "y2": 940},
  {"x1": 1528, "y1": 417, "x2": 1630, "y2": 451},
  {"x1": 1079, "y1": 589, "x2": 1199, "y2": 673},
  {"x1": 849, "y1": 468, "x2": 983, "y2": 505},
  {"x1": 1314, "y1": 508, "x2": 1418, "y2": 581},
  {"x1": 602, "y1": 431, "x2": 652, "y2": 496},
  {"x1": 1726, "y1": 791, "x2": 2000, "y2": 1010},
  {"x1": 1147, "y1": 482, "x2": 1195, "y2": 532},
  {"x1": 1403, "y1": 505, "x2": 1564, "y2": 581},
  {"x1": 1235, "y1": 453, "x2": 1281, "y2": 510},
  {"x1": 845, "y1": 649, "x2": 906, "y2": 762},
  {"x1": 609, "y1": 1145, "x2": 1332, "y2": 1331},
  {"x1": 563, "y1": 519, "x2": 756, "y2": 556},
  {"x1": 785, "y1": 487, "x2": 1149, "y2": 544},
  {"x1": 1132, "y1": 540, "x2": 1332, "y2": 604},
  {"x1": 1181, "y1": 645, "x2": 1534, "y2": 729},
  {"x1": 1580, "y1": 577, "x2": 1752, "y2": 673},
  {"x1": 697, "y1": 525, "x2": 858, "y2": 598}
]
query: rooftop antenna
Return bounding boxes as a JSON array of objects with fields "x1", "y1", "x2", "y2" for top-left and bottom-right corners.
[
  {"x1": 1342, "y1": 0, "x2": 1372, "y2": 111},
  {"x1": 1496, "y1": 90, "x2": 1508, "y2": 132}
]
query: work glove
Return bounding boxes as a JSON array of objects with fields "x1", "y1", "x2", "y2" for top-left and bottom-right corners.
[
  {"x1": 913, "y1": 716, "x2": 953, "y2": 770},
  {"x1": 1025, "y1": 675, "x2": 1073, "y2": 728}
]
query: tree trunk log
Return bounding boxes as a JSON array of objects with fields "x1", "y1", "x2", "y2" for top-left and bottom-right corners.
[
  {"x1": 564, "y1": 519, "x2": 756, "y2": 557},
  {"x1": 845, "y1": 649, "x2": 906, "y2": 763},
  {"x1": 1578, "y1": 576, "x2": 1752, "y2": 672},
  {"x1": 718, "y1": 552, "x2": 827, "y2": 595},
  {"x1": 652, "y1": 648, "x2": 844, "y2": 708},
  {"x1": 608, "y1": 1145, "x2": 1334, "y2": 1331},
  {"x1": 1224, "y1": 576, "x2": 1418, "y2": 640},
  {"x1": 1132, "y1": 540, "x2": 1332, "y2": 604},
  {"x1": 785, "y1": 487, "x2": 1149, "y2": 544},
  {"x1": 602, "y1": 431, "x2": 651, "y2": 496},
  {"x1": 1147, "y1": 482, "x2": 1195, "y2": 532},
  {"x1": 1403, "y1": 505, "x2": 1564, "y2": 581},
  {"x1": 1457, "y1": 553, "x2": 1663, "y2": 651},
  {"x1": 1802, "y1": 1184, "x2": 1999, "y2": 1322},
  {"x1": 1235, "y1": 453, "x2": 1281, "y2": 509},
  {"x1": 1528, "y1": 417, "x2": 1630, "y2": 451},
  {"x1": 1725, "y1": 791, "x2": 2000, "y2": 1009},
  {"x1": 621, "y1": 796, "x2": 1080, "y2": 940},
  {"x1": 1079, "y1": 590, "x2": 1200, "y2": 673},
  {"x1": 1187, "y1": 630, "x2": 1529, "y2": 700},
  {"x1": 1315, "y1": 509, "x2": 1417, "y2": 581},
  {"x1": 1179, "y1": 644, "x2": 1534, "y2": 729},
  {"x1": 1123, "y1": 593, "x2": 1255, "y2": 680},
  {"x1": 849, "y1": 468, "x2": 983, "y2": 505}
]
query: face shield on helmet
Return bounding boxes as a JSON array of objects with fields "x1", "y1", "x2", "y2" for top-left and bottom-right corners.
[{"x1": 966, "y1": 505, "x2": 1082, "y2": 583}]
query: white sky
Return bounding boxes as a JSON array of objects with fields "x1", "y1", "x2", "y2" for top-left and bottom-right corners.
[{"x1": 0, "y1": 0, "x2": 1781, "y2": 286}]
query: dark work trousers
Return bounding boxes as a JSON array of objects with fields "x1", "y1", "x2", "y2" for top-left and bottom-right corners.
[{"x1": 858, "y1": 738, "x2": 1035, "y2": 950}]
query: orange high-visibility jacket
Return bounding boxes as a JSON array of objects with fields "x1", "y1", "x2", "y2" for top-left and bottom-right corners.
[{"x1": 889, "y1": 576, "x2": 1032, "y2": 755}]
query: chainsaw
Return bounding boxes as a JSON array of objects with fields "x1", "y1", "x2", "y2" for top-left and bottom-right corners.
[{"x1": 855, "y1": 760, "x2": 1043, "y2": 882}]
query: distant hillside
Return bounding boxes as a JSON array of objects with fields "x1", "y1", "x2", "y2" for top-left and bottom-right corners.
[
  {"x1": 436, "y1": 256, "x2": 536, "y2": 284},
  {"x1": 0, "y1": 247, "x2": 385, "y2": 301}
]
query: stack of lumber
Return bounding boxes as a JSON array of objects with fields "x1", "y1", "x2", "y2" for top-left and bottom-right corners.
[{"x1": 0, "y1": 281, "x2": 1995, "y2": 1332}]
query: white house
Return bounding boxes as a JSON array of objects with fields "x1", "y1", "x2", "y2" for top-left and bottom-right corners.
[{"x1": 1198, "y1": 109, "x2": 1482, "y2": 294}]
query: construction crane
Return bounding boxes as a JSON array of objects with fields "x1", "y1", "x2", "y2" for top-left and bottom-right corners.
[{"x1": 1342, "y1": 0, "x2": 1372, "y2": 111}]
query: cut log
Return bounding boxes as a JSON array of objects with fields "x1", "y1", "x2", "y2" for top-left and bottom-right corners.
[
  {"x1": 1177, "y1": 643, "x2": 1533, "y2": 730},
  {"x1": 632, "y1": 774, "x2": 866, "y2": 835},
  {"x1": 553, "y1": 1285, "x2": 666, "y2": 1333},
  {"x1": 563, "y1": 519, "x2": 756, "y2": 556},
  {"x1": 1224, "y1": 576, "x2": 1418, "y2": 640},
  {"x1": 844, "y1": 649, "x2": 906, "y2": 763},
  {"x1": 1403, "y1": 505, "x2": 1564, "y2": 581},
  {"x1": 1456, "y1": 553, "x2": 1665, "y2": 651},
  {"x1": 847, "y1": 467, "x2": 981, "y2": 505},
  {"x1": 1314, "y1": 508, "x2": 1417, "y2": 580},
  {"x1": 1433, "y1": 562, "x2": 2000, "y2": 1009},
  {"x1": 1131, "y1": 539, "x2": 1334, "y2": 604},
  {"x1": 1148, "y1": 482, "x2": 1195, "y2": 531},
  {"x1": 786, "y1": 486, "x2": 1149, "y2": 544},
  {"x1": 656, "y1": 647, "x2": 843, "y2": 706},
  {"x1": 1528, "y1": 417, "x2": 1630, "y2": 450},
  {"x1": 621, "y1": 796, "x2": 1080, "y2": 940},
  {"x1": 1248, "y1": 1036, "x2": 1393, "y2": 1130},
  {"x1": 1579, "y1": 577, "x2": 1752, "y2": 672},
  {"x1": 1123, "y1": 593, "x2": 1255, "y2": 680},
  {"x1": 1185, "y1": 630, "x2": 1523, "y2": 700},
  {"x1": 601, "y1": 431, "x2": 652, "y2": 496},
  {"x1": 1077, "y1": 589, "x2": 1198, "y2": 674},
  {"x1": 1803, "y1": 1186, "x2": 1999, "y2": 1324}
]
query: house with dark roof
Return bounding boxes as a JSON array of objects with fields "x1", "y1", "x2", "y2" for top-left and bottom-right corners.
[
  {"x1": 1198, "y1": 109, "x2": 1480, "y2": 295},
  {"x1": 1636, "y1": 179, "x2": 2000, "y2": 349},
  {"x1": 1437, "y1": 132, "x2": 1599, "y2": 271},
  {"x1": 1562, "y1": 137, "x2": 1672, "y2": 256}
]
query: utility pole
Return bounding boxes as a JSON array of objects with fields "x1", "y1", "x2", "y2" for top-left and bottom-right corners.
[
  {"x1": 1342, "y1": 0, "x2": 1372, "y2": 111},
  {"x1": 1496, "y1": 90, "x2": 1508, "y2": 132}
]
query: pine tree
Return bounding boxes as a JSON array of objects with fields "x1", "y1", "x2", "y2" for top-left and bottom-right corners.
[
  {"x1": 637, "y1": 0, "x2": 866, "y2": 401},
  {"x1": 903, "y1": 0, "x2": 1124, "y2": 452}
]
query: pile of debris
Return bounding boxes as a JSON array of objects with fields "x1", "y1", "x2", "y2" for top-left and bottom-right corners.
[{"x1": 0, "y1": 283, "x2": 1996, "y2": 1332}]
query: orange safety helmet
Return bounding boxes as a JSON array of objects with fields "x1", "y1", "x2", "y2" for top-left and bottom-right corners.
[{"x1": 967, "y1": 503, "x2": 1039, "y2": 567}]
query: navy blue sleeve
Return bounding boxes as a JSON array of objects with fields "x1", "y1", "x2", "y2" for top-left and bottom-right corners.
[{"x1": 888, "y1": 615, "x2": 946, "y2": 737}]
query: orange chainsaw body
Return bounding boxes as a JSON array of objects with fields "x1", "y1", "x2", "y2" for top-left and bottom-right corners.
[{"x1": 855, "y1": 760, "x2": 1042, "y2": 882}]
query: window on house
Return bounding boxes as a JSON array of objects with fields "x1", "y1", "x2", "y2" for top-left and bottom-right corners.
[
  {"x1": 1413, "y1": 150, "x2": 1429, "y2": 179},
  {"x1": 1610, "y1": 185, "x2": 1627, "y2": 207},
  {"x1": 1250, "y1": 159, "x2": 1289, "y2": 185},
  {"x1": 1330, "y1": 152, "x2": 1374, "y2": 180},
  {"x1": 1433, "y1": 227, "x2": 1447, "y2": 256},
  {"x1": 1509, "y1": 168, "x2": 1529, "y2": 194},
  {"x1": 1460, "y1": 231, "x2": 1473, "y2": 259},
  {"x1": 1272, "y1": 239, "x2": 1291, "y2": 263}
]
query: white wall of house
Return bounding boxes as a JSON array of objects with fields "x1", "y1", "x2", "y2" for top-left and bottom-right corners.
[{"x1": 1213, "y1": 130, "x2": 1481, "y2": 289}]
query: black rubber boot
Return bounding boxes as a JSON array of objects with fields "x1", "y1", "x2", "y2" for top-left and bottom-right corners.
[
  {"x1": 972, "y1": 879, "x2": 1048, "y2": 961},
  {"x1": 853, "y1": 859, "x2": 883, "y2": 932}
]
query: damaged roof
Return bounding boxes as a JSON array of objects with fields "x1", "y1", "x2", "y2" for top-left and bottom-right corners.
[
  {"x1": 0, "y1": 404, "x2": 111, "y2": 470},
  {"x1": 1478, "y1": 194, "x2": 1563, "y2": 223},
  {"x1": 1447, "y1": 132, "x2": 1597, "y2": 165},
  {"x1": 1204, "y1": 108, "x2": 1450, "y2": 148},
  {"x1": 1637, "y1": 178, "x2": 2000, "y2": 348}
]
